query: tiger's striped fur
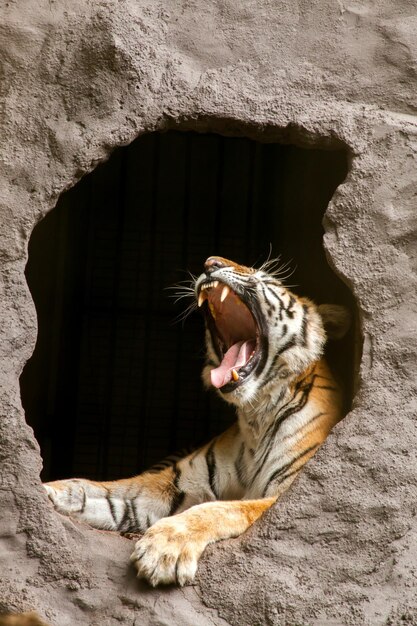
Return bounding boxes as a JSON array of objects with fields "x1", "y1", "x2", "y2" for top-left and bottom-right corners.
[{"x1": 45, "y1": 256, "x2": 350, "y2": 586}]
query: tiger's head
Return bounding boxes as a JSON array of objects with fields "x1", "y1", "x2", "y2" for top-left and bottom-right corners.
[{"x1": 195, "y1": 256, "x2": 350, "y2": 408}]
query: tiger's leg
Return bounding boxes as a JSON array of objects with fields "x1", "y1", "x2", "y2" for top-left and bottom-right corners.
[
  {"x1": 44, "y1": 467, "x2": 188, "y2": 533},
  {"x1": 130, "y1": 497, "x2": 276, "y2": 586},
  {"x1": 130, "y1": 416, "x2": 326, "y2": 586},
  {"x1": 44, "y1": 424, "x2": 244, "y2": 533}
]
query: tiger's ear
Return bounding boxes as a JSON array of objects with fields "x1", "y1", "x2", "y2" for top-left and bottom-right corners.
[{"x1": 318, "y1": 304, "x2": 351, "y2": 340}]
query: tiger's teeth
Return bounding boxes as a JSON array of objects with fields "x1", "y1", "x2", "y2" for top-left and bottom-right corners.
[
  {"x1": 198, "y1": 292, "x2": 207, "y2": 307},
  {"x1": 232, "y1": 369, "x2": 239, "y2": 381},
  {"x1": 220, "y1": 285, "x2": 230, "y2": 303},
  {"x1": 213, "y1": 281, "x2": 219, "y2": 288}
]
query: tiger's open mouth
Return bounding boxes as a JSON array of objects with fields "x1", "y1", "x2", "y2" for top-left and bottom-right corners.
[{"x1": 196, "y1": 279, "x2": 264, "y2": 391}]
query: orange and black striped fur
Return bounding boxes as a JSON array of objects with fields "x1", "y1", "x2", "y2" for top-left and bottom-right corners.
[{"x1": 45, "y1": 256, "x2": 350, "y2": 586}]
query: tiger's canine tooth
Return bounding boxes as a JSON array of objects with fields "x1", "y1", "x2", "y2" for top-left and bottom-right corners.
[
  {"x1": 198, "y1": 292, "x2": 207, "y2": 307},
  {"x1": 220, "y1": 285, "x2": 230, "y2": 302},
  {"x1": 232, "y1": 369, "x2": 239, "y2": 381}
]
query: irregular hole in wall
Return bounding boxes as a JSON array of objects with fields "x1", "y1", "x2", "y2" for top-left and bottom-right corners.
[{"x1": 20, "y1": 130, "x2": 357, "y2": 483}]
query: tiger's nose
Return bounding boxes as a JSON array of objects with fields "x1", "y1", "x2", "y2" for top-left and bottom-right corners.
[{"x1": 204, "y1": 257, "x2": 226, "y2": 275}]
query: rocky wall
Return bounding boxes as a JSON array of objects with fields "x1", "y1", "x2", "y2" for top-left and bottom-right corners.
[{"x1": 0, "y1": 1, "x2": 416, "y2": 624}]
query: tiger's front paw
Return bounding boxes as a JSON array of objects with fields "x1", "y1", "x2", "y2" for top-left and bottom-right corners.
[
  {"x1": 44, "y1": 479, "x2": 86, "y2": 515},
  {"x1": 130, "y1": 516, "x2": 207, "y2": 587}
]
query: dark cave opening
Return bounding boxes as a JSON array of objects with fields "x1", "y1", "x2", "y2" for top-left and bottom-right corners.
[{"x1": 20, "y1": 130, "x2": 355, "y2": 482}]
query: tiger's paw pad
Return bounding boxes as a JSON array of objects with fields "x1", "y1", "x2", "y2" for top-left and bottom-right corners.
[
  {"x1": 44, "y1": 480, "x2": 86, "y2": 514},
  {"x1": 130, "y1": 518, "x2": 205, "y2": 587}
]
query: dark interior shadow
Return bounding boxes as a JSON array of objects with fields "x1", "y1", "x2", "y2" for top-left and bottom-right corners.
[{"x1": 20, "y1": 130, "x2": 355, "y2": 482}]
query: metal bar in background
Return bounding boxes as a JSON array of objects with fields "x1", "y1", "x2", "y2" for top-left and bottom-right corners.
[{"x1": 137, "y1": 133, "x2": 160, "y2": 472}]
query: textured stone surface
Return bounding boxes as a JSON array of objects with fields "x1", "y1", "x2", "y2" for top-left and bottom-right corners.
[{"x1": 0, "y1": 1, "x2": 416, "y2": 624}]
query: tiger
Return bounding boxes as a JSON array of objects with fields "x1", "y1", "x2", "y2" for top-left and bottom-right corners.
[
  {"x1": 44, "y1": 255, "x2": 350, "y2": 587},
  {"x1": 0, "y1": 614, "x2": 50, "y2": 626}
]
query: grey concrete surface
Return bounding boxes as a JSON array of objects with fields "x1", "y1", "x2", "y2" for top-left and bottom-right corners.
[{"x1": 0, "y1": 1, "x2": 416, "y2": 624}]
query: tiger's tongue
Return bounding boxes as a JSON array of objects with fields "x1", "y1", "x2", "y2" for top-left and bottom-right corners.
[{"x1": 210, "y1": 340, "x2": 255, "y2": 388}]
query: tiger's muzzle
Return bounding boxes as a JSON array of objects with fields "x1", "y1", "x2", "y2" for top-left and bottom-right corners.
[{"x1": 195, "y1": 257, "x2": 268, "y2": 393}]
